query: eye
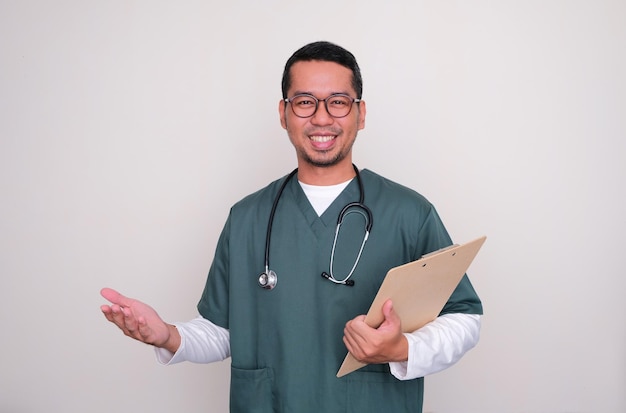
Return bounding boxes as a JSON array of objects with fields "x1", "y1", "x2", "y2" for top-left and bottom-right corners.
[
  {"x1": 292, "y1": 96, "x2": 316, "y2": 106},
  {"x1": 328, "y1": 96, "x2": 350, "y2": 107}
]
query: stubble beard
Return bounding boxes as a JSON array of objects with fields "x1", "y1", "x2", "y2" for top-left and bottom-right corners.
[
  {"x1": 284, "y1": 114, "x2": 360, "y2": 168},
  {"x1": 298, "y1": 135, "x2": 357, "y2": 168}
]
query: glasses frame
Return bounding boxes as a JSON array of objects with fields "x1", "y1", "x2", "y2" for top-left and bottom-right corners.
[{"x1": 284, "y1": 93, "x2": 361, "y2": 118}]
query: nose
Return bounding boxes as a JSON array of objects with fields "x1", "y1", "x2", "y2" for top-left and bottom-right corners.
[{"x1": 310, "y1": 101, "x2": 334, "y2": 126}]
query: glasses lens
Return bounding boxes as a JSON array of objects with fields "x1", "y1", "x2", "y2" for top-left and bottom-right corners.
[
  {"x1": 290, "y1": 95, "x2": 317, "y2": 117},
  {"x1": 326, "y1": 95, "x2": 353, "y2": 117}
]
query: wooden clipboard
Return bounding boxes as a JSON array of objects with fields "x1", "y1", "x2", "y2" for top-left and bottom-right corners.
[{"x1": 336, "y1": 236, "x2": 486, "y2": 377}]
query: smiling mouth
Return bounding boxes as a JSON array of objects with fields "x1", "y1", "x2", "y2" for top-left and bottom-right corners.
[{"x1": 309, "y1": 135, "x2": 336, "y2": 143}]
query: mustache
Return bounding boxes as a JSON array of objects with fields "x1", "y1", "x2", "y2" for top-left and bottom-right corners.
[{"x1": 304, "y1": 127, "x2": 342, "y2": 135}]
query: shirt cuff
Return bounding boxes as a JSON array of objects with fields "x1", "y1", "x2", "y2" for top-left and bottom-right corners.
[
  {"x1": 389, "y1": 313, "x2": 481, "y2": 380},
  {"x1": 153, "y1": 316, "x2": 231, "y2": 365}
]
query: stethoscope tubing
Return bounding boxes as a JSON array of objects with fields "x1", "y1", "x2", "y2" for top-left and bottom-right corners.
[
  {"x1": 260, "y1": 164, "x2": 372, "y2": 289},
  {"x1": 263, "y1": 168, "x2": 298, "y2": 276}
]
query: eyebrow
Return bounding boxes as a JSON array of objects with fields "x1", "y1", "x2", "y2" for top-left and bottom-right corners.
[{"x1": 290, "y1": 90, "x2": 353, "y2": 98}]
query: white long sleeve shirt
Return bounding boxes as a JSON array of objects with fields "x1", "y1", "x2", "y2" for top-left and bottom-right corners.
[{"x1": 156, "y1": 313, "x2": 480, "y2": 381}]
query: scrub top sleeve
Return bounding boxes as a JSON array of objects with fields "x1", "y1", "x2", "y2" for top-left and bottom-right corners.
[
  {"x1": 414, "y1": 205, "x2": 454, "y2": 258},
  {"x1": 441, "y1": 274, "x2": 483, "y2": 315},
  {"x1": 197, "y1": 213, "x2": 231, "y2": 329},
  {"x1": 417, "y1": 205, "x2": 483, "y2": 316}
]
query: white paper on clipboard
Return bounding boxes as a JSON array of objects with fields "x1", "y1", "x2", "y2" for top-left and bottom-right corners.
[{"x1": 336, "y1": 236, "x2": 486, "y2": 378}]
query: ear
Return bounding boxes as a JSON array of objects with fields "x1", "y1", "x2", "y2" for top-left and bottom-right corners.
[
  {"x1": 279, "y1": 99, "x2": 287, "y2": 130},
  {"x1": 357, "y1": 100, "x2": 366, "y2": 130}
]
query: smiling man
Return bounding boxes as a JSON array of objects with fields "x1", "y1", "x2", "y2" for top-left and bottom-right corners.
[
  {"x1": 280, "y1": 59, "x2": 365, "y2": 182},
  {"x1": 101, "y1": 41, "x2": 483, "y2": 413}
]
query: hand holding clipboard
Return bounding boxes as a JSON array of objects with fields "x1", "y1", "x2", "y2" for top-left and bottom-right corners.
[{"x1": 337, "y1": 236, "x2": 487, "y2": 377}]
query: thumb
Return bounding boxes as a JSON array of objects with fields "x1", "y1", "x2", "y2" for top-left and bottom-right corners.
[
  {"x1": 100, "y1": 287, "x2": 132, "y2": 307},
  {"x1": 382, "y1": 299, "x2": 399, "y2": 324}
]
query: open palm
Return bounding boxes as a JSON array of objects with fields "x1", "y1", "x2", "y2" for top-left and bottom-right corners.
[{"x1": 100, "y1": 287, "x2": 172, "y2": 348}]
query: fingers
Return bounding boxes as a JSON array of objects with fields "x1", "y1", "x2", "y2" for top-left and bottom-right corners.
[
  {"x1": 343, "y1": 314, "x2": 373, "y2": 346},
  {"x1": 100, "y1": 288, "x2": 141, "y2": 334},
  {"x1": 100, "y1": 287, "x2": 119, "y2": 303},
  {"x1": 344, "y1": 300, "x2": 395, "y2": 341},
  {"x1": 100, "y1": 287, "x2": 133, "y2": 307},
  {"x1": 343, "y1": 316, "x2": 371, "y2": 360},
  {"x1": 342, "y1": 300, "x2": 405, "y2": 363},
  {"x1": 100, "y1": 295, "x2": 135, "y2": 331},
  {"x1": 102, "y1": 306, "x2": 145, "y2": 341},
  {"x1": 343, "y1": 327, "x2": 370, "y2": 362}
]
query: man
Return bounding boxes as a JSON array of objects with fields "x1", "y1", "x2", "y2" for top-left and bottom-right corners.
[{"x1": 101, "y1": 41, "x2": 482, "y2": 412}]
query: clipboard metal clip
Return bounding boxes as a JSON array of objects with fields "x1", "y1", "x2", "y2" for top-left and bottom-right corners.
[{"x1": 420, "y1": 244, "x2": 460, "y2": 260}]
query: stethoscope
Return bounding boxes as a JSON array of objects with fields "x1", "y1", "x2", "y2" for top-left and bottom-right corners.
[{"x1": 258, "y1": 164, "x2": 373, "y2": 290}]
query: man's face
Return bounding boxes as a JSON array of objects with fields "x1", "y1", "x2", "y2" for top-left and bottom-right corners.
[{"x1": 279, "y1": 60, "x2": 366, "y2": 171}]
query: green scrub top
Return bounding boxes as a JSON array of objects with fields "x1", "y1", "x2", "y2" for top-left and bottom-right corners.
[{"x1": 198, "y1": 169, "x2": 482, "y2": 413}]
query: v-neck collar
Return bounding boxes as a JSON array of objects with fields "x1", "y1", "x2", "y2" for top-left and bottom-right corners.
[{"x1": 287, "y1": 174, "x2": 362, "y2": 234}]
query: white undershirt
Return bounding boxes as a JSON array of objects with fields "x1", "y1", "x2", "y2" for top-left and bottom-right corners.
[
  {"x1": 154, "y1": 181, "x2": 482, "y2": 380},
  {"x1": 156, "y1": 313, "x2": 481, "y2": 380},
  {"x1": 299, "y1": 179, "x2": 351, "y2": 215}
]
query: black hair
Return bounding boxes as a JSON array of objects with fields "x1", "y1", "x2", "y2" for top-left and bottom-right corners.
[{"x1": 281, "y1": 41, "x2": 363, "y2": 99}]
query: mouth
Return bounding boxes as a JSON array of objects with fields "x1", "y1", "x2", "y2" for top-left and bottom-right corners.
[{"x1": 309, "y1": 135, "x2": 336, "y2": 143}]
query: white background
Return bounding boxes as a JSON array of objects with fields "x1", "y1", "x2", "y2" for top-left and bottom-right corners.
[{"x1": 1, "y1": 1, "x2": 624, "y2": 412}]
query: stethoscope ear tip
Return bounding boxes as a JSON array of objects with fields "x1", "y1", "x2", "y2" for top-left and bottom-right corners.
[{"x1": 321, "y1": 271, "x2": 355, "y2": 286}]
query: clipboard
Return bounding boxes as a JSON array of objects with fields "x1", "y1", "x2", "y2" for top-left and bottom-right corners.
[{"x1": 336, "y1": 236, "x2": 486, "y2": 377}]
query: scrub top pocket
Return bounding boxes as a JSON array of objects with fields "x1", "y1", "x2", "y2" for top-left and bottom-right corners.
[
  {"x1": 230, "y1": 366, "x2": 275, "y2": 413},
  {"x1": 345, "y1": 370, "x2": 423, "y2": 412}
]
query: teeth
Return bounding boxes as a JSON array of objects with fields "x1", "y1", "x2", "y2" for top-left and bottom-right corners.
[{"x1": 310, "y1": 135, "x2": 335, "y2": 142}]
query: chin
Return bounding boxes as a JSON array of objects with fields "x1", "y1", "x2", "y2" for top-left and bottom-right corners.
[{"x1": 303, "y1": 154, "x2": 344, "y2": 168}]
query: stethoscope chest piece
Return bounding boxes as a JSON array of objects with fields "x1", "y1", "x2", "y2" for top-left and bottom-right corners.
[{"x1": 258, "y1": 270, "x2": 277, "y2": 290}]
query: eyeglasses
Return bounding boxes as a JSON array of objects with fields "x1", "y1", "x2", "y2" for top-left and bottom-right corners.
[{"x1": 284, "y1": 93, "x2": 361, "y2": 118}]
